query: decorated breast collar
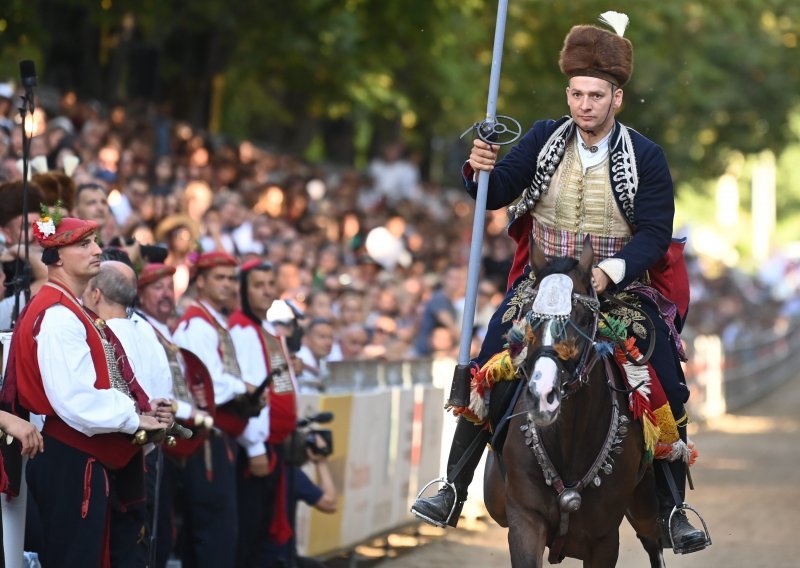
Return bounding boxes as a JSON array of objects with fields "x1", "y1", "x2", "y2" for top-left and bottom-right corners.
[{"x1": 508, "y1": 118, "x2": 639, "y2": 225}]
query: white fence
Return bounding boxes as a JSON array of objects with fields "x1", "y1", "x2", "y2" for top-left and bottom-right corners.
[{"x1": 685, "y1": 322, "x2": 800, "y2": 420}]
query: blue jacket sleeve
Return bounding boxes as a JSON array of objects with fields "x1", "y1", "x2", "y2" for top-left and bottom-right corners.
[
  {"x1": 612, "y1": 139, "x2": 674, "y2": 290},
  {"x1": 462, "y1": 120, "x2": 558, "y2": 210}
]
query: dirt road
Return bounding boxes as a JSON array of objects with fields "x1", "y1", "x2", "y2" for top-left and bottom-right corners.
[{"x1": 365, "y1": 372, "x2": 800, "y2": 567}]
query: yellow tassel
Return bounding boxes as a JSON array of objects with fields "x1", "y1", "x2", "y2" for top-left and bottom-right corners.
[
  {"x1": 641, "y1": 415, "x2": 660, "y2": 456},
  {"x1": 653, "y1": 404, "x2": 679, "y2": 444},
  {"x1": 481, "y1": 350, "x2": 516, "y2": 387}
]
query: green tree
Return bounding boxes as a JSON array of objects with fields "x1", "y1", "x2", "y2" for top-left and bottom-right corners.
[{"x1": 2, "y1": 0, "x2": 798, "y2": 185}]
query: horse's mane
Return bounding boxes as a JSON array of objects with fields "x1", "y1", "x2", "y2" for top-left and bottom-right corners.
[{"x1": 535, "y1": 256, "x2": 591, "y2": 285}]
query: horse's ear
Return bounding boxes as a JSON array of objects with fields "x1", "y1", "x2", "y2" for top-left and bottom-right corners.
[
  {"x1": 528, "y1": 232, "x2": 547, "y2": 273},
  {"x1": 579, "y1": 236, "x2": 594, "y2": 274}
]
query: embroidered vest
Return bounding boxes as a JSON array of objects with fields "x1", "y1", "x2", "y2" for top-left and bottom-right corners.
[
  {"x1": 180, "y1": 302, "x2": 247, "y2": 437},
  {"x1": 181, "y1": 302, "x2": 243, "y2": 379},
  {"x1": 509, "y1": 117, "x2": 639, "y2": 225},
  {"x1": 228, "y1": 311, "x2": 298, "y2": 444},
  {"x1": 531, "y1": 140, "x2": 633, "y2": 261},
  {"x1": 12, "y1": 281, "x2": 143, "y2": 469}
]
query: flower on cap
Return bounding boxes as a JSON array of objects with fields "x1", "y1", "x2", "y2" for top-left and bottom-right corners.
[{"x1": 33, "y1": 201, "x2": 64, "y2": 241}]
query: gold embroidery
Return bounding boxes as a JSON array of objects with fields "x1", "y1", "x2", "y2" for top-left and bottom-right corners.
[
  {"x1": 604, "y1": 292, "x2": 648, "y2": 339},
  {"x1": 502, "y1": 273, "x2": 538, "y2": 324}
]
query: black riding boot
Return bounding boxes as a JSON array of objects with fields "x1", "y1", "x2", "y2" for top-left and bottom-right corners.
[
  {"x1": 656, "y1": 459, "x2": 708, "y2": 554},
  {"x1": 411, "y1": 417, "x2": 487, "y2": 528}
]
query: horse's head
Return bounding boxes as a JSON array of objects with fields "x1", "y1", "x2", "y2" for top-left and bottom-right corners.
[{"x1": 522, "y1": 236, "x2": 599, "y2": 427}]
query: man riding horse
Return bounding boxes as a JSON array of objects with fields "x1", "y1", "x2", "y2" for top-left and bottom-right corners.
[{"x1": 412, "y1": 13, "x2": 708, "y2": 554}]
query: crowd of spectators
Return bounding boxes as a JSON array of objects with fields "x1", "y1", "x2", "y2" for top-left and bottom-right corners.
[
  {"x1": 2, "y1": 83, "x2": 799, "y2": 393},
  {"x1": 0, "y1": 84, "x2": 516, "y2": 393}
]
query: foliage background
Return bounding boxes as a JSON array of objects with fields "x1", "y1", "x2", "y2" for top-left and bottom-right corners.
[{"x1": 2, "y1": 0, "x2": 800, "y2": 258}]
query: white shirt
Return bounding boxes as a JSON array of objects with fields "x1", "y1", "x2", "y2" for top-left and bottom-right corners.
[
  {"x1": 140, "y1": 313, "x2": 193, "y2": 420},
  {"x1": 295, "y1": 344, "x2": 329, "y2": 394},
  {"x1": 173, "y1": 301, "x2": 246, "y2": 405},
  {"x1": 229, "y1": 322, "x2": 271, "y2": 458},
  {"x1": 36, "y1": 305, "x2": 140, "y2": 436},
  {"x1": 107, "y1": 314, "x2": 193, "y2": 422},
  {"x1": 198, "y1": 222, "x2": 263, "y2": 256},
  {"x1": 576, "y1": 130, "x2": 612, "y2": 172}
]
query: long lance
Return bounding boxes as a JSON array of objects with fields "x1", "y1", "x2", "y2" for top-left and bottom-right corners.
[{"x1": 449, "y1": 0, "x2": 513, "y2": 407}]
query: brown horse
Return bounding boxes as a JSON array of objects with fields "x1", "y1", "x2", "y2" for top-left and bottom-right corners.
[{"x1": 483, "y1": 239, "x2": 665, "y2": 567}]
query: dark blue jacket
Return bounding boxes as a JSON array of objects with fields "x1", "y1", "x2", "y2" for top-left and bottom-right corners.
[{"x1": 464, "y1": 117, "x2": 674, "y2": 290}]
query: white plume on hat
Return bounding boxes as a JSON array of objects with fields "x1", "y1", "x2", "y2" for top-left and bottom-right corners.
[
  {"x1": 62, "y1": 155, "x2": 80, "y2": 177},
  {"x1": 599, "y1": 11, "x2": 630, "y2": 37}
]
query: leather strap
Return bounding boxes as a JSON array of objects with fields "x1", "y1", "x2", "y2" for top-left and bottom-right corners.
[{"x1": 446, "y1": 427, "x2": 491, "y2": 489}]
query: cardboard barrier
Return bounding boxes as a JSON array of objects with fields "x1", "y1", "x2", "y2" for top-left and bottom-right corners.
[
  {"x1": 297, "y1": 322, "x2": 800, "y2": 559},
  {"x1": 293, "y1": 372, "x2": 445, "y2": 558}
]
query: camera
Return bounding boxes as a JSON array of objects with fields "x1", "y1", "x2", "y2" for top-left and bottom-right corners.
[
  {"x1": 304, "y1": 429, "x2": 333, "y2": 458},
  {"x1": 284, "y1": 411, "x2": 334, "y2": 466}
]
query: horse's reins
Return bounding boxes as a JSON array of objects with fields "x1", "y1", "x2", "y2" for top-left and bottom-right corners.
[{"x1": 520, "y1": 286, "x2": 656, "y2": 398}]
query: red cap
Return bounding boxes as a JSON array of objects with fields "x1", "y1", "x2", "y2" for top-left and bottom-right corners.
[
  {"x1": 138, "y1": 263, "x2": 177, "y2": 290},
  {"x1": 191, "y1": 251, "x2": 238, "y2": 278},
  {"x1": 240, "y1": 258, "x2": 273, "y2": 273},
  {"x1": 32, "y1": 216, "x2": 98, "y2": 249}
]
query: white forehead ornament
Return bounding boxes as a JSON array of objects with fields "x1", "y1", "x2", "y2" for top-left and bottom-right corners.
[{"x1": 531, "y1": 274, "x2": 573, "y2": 320}]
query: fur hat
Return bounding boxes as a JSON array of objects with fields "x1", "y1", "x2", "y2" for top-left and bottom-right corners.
[
  {"x1": 559, "y1": 13, "x2": 633, "y2": 87},
  {"x1": 0, "y1": 179, "x2": 46, "y2": 228},
  {"x1": 32, "y1": 172, "x2": 77, "y2": 211}
]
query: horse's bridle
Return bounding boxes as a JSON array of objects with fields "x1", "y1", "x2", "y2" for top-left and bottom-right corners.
[
  {"x1": 520, "y1": 288, "x2": 601, "y2": 398},
  {"x1": 520, "y1": 284, "x2": 658, "y2": 398}
]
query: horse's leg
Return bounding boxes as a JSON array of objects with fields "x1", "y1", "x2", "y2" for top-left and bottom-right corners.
[
  {"x1": 626, "y1": 467, "x2": 665, "y2": 568},
  {"x1": 483, "y1": 449, "x2": 508, "y2": 527},
  {"x1": 507, "y1": 510, "x2": 547, "y2": 568},
  {"x1": 582, "y1": 531, "x2": 620, "y2": 568},
  {"x1": 634, "y1": 532, "x2": 666, "y2": 568}
]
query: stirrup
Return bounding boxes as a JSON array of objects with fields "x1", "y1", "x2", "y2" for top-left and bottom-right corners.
[
  {"x1": 411, "y1": 477, "x2": 460, "y2": 528},
  {"x1": 666, "y1": 502, "x2": 712, "y2": 554}
]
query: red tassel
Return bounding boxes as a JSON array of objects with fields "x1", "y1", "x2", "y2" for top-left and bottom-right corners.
[
  {"x1": 81, "y1": 457, "x2": 96, "y2": 519},
  {"x1": 268, "y1": 463, "x2": 293, "y2": 544}
]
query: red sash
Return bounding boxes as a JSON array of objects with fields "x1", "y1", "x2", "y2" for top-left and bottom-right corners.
[
  {"x1": 648, "y1": 238, "x2": 690, "y2": 326},
  {"x1": 179, "y1": 303, "x2": 248, "y2": 436},
  {"x1": 228, "y1": 311, "x2": 297, "y2": 444},
  {"x1": 148, "y1": 322, "x2": 215, "y2": 458},
  {"x1": 10, "y1": 280, "x2": 142, "y2": 470}
]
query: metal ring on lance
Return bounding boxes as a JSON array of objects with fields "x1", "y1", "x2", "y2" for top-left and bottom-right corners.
[{"x1": 460, "y1": 115, "x2": 522, "y2": 146}]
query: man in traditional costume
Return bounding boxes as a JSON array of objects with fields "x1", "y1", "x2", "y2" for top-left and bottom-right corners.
[
  {"x1": 136, "y1": 262, "x2": 216, "y2": 568},
  {"x1": 172, "y1": 251, "x2": 250, "y2": 568},
  {"x1": 228, "y1": 259, "x2": 297, "y2": 566},
  {"x1": 8, "y1": 214, "x2": 164, "y2": 567},
  {"x1": 412, "y1": 14, "x2": 707, "y2": 554},
  {"x1": 82, "y1": 259, "x2": 178, "y2": 566}
]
